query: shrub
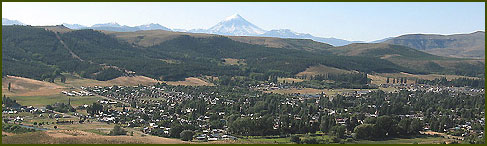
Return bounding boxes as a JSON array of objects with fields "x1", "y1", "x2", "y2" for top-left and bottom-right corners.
[
  {"x1": 109, "y1": 125, "x2": 127, "y2": 136},
  {"x1": 290, "y1": 135, "x2": 301, "y2": 144},
  {"x1": 179, "y1": 130, "x2": 195, "y2": 141}
]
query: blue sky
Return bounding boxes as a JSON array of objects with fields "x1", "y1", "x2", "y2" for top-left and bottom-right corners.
[{"x1": 2, "y1": 2, "x2": 485, "y2": 42}]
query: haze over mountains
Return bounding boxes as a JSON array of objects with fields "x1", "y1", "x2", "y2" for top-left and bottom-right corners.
[
  {"x1": 382, "y1": 31, "x2": 485, "y2": 59},
  {"x1": 2, "y1": 14, "x2": 484, "y2": 58},
  {"x1": 2, "y1": 14, "x2": 361, "y2": 46}
]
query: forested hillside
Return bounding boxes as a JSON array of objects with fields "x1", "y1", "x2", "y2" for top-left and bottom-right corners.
[{"x1": 2, "y1": 26, "x2": 484, "y2": 82}]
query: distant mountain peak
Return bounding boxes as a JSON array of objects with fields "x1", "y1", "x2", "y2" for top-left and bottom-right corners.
[
  {"x1": 92, "y1": 22, "x2": 121, "y2": 27},
  {"x1": 206, "y1": 14, "x2": 266, "y2": 36},
  {"x1": 2, "y1": 18, "x2": 24, "y2": 25},
  {"x1": 137, "y1": 23, "x2": 171, "y2": 31},
  {"x1": 224, "y1": 14, "x2": 244, "y2": 21}
]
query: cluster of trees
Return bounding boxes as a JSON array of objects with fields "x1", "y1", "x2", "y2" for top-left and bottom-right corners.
[
  {"x1": 307, "y1": 72, "x2": 369, "y2": 85},
  {"x1": 228, "y1": 115, "x2": 278, "y2": 136},
  {"x1": 2, "y1": 123, "x2": 35, "y2": 134},
  {"x1": 86, "y1": 103, "x2": 104, "y2": 116},
  {"x1": 149, "y1": 121, "x2": 197, "y2": 139},
  {"x1": 179, "y1": 130, "x2": 195, "y2": 141},
  {"x1": 46, "y1": 102, "x2": 76, "y2": 113},
  {"x1": 416, "y1": 77, "x2": 485, "y2": 88},
  {"x1": 293, "y1": 72, "x2": 373, "y2": 89},
  {"x1": 354, "y1": 116, "x2": 423, "y2": 140},
  {"x1": 2, "y1": 95, "x2": 21, "y2": 108},
  {"x1": 109, "y1": 125, "x2": 127, "y2": 136},
  {"x1": 94, "y1": 68, "x2": 124, "y2": 81},
  {"x1": 386, "y1": 77, "x2": 408, "y2": 84}
]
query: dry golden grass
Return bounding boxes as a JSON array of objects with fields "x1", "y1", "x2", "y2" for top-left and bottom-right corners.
[
  {"x1": 296, "y1": 65, "x2": 352, "y2": 77},
  {"x1": 228, "y1": 36, "x2": 295, "y2": 49},
  {"x1": 278, "y1": 77, "x2": 304, "y2": 83},
  {"x1": 166, "y1": 77, "x2": 214, "y2": 86},
  {"x1": 36, "y1": 25, "x2": 73, "y2": 33},
  {"x1": 2, "y1": 75, "x2": 67, "y2": 97},
  {"x1": 377, "y1": 72, "x2": 480, "y2": 81},
  {"x1": 105, "y1": 30, "x2": 214, "y2": 47},
  {"x1": 223, "y1": 58, "x2": 246, "y2": 66},
  {"x1": 58, "y1": 74, "x2": 161, "y2": 88},
  {"x1": 2, "y1": 130, "x2": 187, "y2": 144}
]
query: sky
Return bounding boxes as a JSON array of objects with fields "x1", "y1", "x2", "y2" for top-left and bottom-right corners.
[{"x1": 2, "y1": 2, "x2": 485, "y2": 42}]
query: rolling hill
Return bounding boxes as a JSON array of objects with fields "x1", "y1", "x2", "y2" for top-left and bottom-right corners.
[
  {"x1": 383, "y1": 31, "x2": 485, "y2": 58},
  {"x1": 2, "y1": 25, "x2": 484, "y2": 84},
  {"x1": 331, "y1": 43, "x2": 485, "y2": 76}
]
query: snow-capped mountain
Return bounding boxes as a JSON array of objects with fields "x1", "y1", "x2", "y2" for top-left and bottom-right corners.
[
  {"x1": 137, "y1": 23, "x2": 171, "y2": 31},
  {"x1": 190, "y1": 14, "x2": 359, "y2": 46},
  {"x1": 260, "y1": 29, "x2": 362, "y2": 46},
  {"x1": 2, "y1": 18, "x2": 24, "y2": 25},
  {"x1": 61, "y1": 22, "x2": 172, "y2": 32},
  {"x1": 204, "y1": 14, "x2": 266, "y2": 36},
  {"x1": 260, "y1": 29, "x2": 313, "y2": 38},
  {"x1": 62, "y1": 23, "x2": 87, "y2": 29},
  {"x1": 92, "y1": 22, "x2": 122, "y2": 28}
]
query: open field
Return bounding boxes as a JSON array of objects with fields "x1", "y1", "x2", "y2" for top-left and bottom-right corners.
[
  {"x1": 278, "y1": 77, "x2": 304, "y2": 83},
  {"x1": 223, "y1": 58, "x2": 246, "y2": 66},
  {"x1": 352, "y1": 136, "x2": 457, "y2": 144},
  {"x1": 266, "y1": 88, "x2": 376, "y2": 96},
  {"x1": 105, "y1": 30, "x2": 214, "y2": 47},
  {"x1": 296, "y1": 65, "x2": 353, "y2": 77},
  {"x1": 166, "y1": 77, "x2": 214, "y2": 86},
  {"x1": 58, "y1": 73, "x2": 161, "y2": 88},
  {"x1": 368, "y1": 72, "x2": 481, "y2": 85},
  {"x1": 2, "y1": 75, "x2": 68, "y2": 97},
  {"x1": 2, "y1": 130, "x2": 187, "y2": 144}
]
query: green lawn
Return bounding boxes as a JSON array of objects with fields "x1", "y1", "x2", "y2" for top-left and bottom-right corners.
[
  {"x1": 352, "y1": 136, "x2": 456, "y2": 144},
  {"x1": 239, "y1": 137, "x2": 291, "y2": 144},
  {"x1": 9, "y1": 94, "x2": 103, "y2": 107},
  {"x1": 238, "y1": 134, "x2": 454, "y2": 144}
]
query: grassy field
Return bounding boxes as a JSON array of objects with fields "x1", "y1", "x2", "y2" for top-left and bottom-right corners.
[
  {"x1": 267, "y1": 88, "x2": 377, "y2": 96},
  {"x1": 277, "y1": 77, "x2": 304, "y2": 84},
  {"x1": 166, "y1": 77, "x2": 214, "y2": 86},
  {"x1": 2, "y1": 75, "x2": 68, "y2": 97},
  {"x1": 296, "y1": 64, "x2": 352, "y2": 78},
  {"x1": 9, "y1": 94, "x2": 103, "y2": 107},
  {"x1": 236, "y1": 134, "x2": 454, "y2": 144},
  {"x1": 58, "y1": 73, "x2": 161, "y2": 88},
  {"x1": 352, "y1": 136, "x2": 456, "y2": 144},
  {"x1": 222, "y1": 58, "x2": 246, "y2": 66}
]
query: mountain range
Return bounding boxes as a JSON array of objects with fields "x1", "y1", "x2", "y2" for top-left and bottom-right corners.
[
  {"x1": 2, "y1": 18, "x2": 24, "y2": 25},
  {"x1": 382, "y1": 31, "x2": 485, "y2": 59}
]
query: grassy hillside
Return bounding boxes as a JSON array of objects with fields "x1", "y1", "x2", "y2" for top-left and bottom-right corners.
[
  {"x1": 383, "y1": 31, "x2": 485, "y2": 58},
  {"x1": 106, "y1": 29, "x2": 334, "y2": 52},
  {"x1": 331, "y1": 43, "x2": 485, "y2": 77}
]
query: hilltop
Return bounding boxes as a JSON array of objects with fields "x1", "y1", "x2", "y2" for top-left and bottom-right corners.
[{"x1": 383, "y1": 31, "x2": 485, "y2": 58}]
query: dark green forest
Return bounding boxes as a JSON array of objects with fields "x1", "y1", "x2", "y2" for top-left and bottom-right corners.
[{"x1": 2, "y1": 26, "x2": 484, "y2": 82}]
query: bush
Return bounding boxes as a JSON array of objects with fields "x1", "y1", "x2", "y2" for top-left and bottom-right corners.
[
  {"x1": 302, "y1": 138, "x2": 319, "y2": 144},
  {"x1": 109, "y1": 125, "x2": 127, "y2": 136},
  {"x1": 290, "y1": 135, "x2": 301, "y2": 144},
  {"x1": 346, "y1": 138, "x2": 354, "y2": 142},
  {"x1": 2, "y1": 123, "x2": 35, "y2": 134},
  {"x1": 179, "y1": 130, "x2": 195, "y2": 141}
]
